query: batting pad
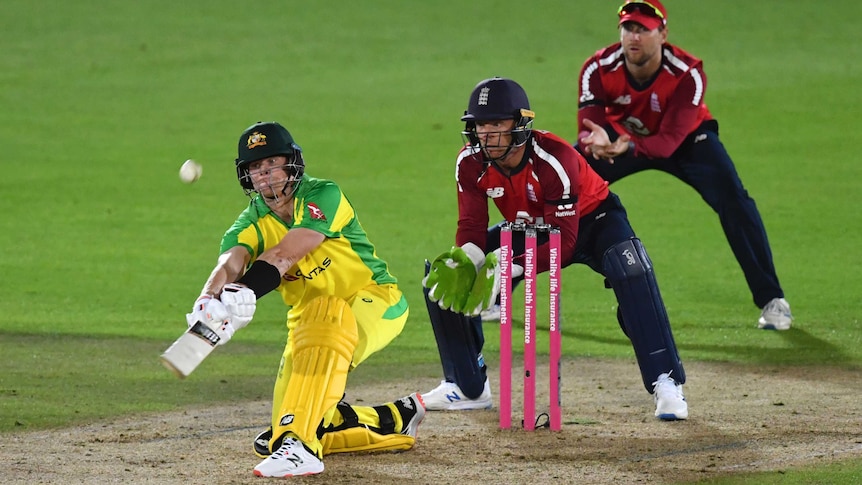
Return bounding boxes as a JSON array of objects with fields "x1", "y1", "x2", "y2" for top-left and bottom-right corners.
[
  {"x1": 274, "y1": 295, "x2": 358, "y2": 448},
  {"x1": 320, "y1": 402, "x2": 414, "y2": 454}
]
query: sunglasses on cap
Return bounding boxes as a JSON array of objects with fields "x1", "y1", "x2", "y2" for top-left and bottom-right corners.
[{"x1": 617, "y1": 1, "x2": 665, "y2": 20}]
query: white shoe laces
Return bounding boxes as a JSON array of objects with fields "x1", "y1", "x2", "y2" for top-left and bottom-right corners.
[
  {"x1": 763, "y1": 298, "x2": 790, "y2": 316},
  {"x1": 652, "y1": 371, "x2": 680, "y2": 395}
]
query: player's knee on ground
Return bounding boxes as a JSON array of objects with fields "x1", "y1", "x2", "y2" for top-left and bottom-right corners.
[{"x1": 271, "y1": 295, "x2": 358, "y2": 454}]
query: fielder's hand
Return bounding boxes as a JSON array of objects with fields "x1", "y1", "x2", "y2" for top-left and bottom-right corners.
[
  {"x1": 186, "y1": 295, "x2": 235, "y2": 345},
  {"x1": 220, "y1": 283, "x2": 257, "y2": 330},
  {"x1": 581, "y1": 119, "x2": 631, "y2": 163}
]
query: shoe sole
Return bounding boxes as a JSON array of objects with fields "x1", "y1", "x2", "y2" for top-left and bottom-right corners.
[
  {"x1": 425, "y1": 402, "x2": 493, "y2": 411},
  {"x1": 253, "y1": 469, "x2": 322, "y2": 478},
  {"x1": 656, "y1": 412, "x2": 688, "y2": 421}
]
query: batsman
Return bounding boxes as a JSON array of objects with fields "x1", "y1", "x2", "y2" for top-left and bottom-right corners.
[
  {"x1": 182, "y1": 121, "x2": 424, "y2": 478},
  {"x1": 422, "y1": 77, "x2": 689, "y2": 421}
]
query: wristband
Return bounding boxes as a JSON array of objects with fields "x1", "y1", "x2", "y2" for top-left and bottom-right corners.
[
  {"x1": 236, "y1": 260, "x2": 282, "y2": 298},
  {"x1": 627, "y1": 141, "x2": 636, "y2": 155}
]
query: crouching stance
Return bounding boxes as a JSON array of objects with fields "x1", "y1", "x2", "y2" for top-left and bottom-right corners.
[
  {"x1": 188, "y1": 121, "x2": 423, "y2": 478},
  {"x1": 421, "y1": 78, "x2": 688, "y2": 421}
]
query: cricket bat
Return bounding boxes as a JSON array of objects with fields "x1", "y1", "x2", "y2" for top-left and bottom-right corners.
[{"x1": 160, "y1": 321, "x2": 223, "y2": 378}]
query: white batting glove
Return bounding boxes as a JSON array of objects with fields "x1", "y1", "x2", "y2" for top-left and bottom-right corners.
[
  {"x1": 186, "y1": 295, "x2": 235, "y2": 345},
  {"x1": 219, "y1": 283, "x2": 257, "y2": 330}
]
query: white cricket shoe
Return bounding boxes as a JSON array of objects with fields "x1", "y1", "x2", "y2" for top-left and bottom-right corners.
[
  {"x1": 253, "y1": 437, "x2": 324, "y2": 477},
  {"x1": 422, "y1": 378, "x2": 493, "y2": 411},
  {"x1": 480, "y1": 304, "x2": 501, "y2": 322},
  {"x1": 652, "y1": 372, "x2": 688, "y2": 421},
  {"x1": 757, "y1": 297, "x2": 793, "y2": 330}
]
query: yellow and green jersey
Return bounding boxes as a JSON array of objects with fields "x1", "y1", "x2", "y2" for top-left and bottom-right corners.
[{"x1": 220, "y1": 174, "x2": 398, "y2": 318}]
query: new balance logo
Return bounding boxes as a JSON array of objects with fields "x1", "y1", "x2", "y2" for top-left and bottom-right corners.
[
  {"x1": 279, "y1": 414, "x2": 295, "y2": 426},
  {"x1": 486, "y1": 187, "x2": 504, "y2": 198},
  {"x1": 445, "y1": 391, "x2": 464, "y2": 403},
  {"x1": 613, "y1": 95, "x2": 631, "y2": 105}
]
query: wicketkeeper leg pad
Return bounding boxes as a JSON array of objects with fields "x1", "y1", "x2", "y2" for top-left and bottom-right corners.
[
  {"x1": 272, "y1": 295, "x2": 358, "y2": 455},
  {"x1": 424, "y1": 260, "x2": 487, "y2": 399},
  {"x1": 602, "y1": 238, "x2": 685, "y2": 392}
]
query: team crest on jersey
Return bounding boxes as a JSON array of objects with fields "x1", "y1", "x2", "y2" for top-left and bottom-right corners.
[
  {"x1": 486, "y1": 187, "x2": 504, "y2": 198},
  {"x1": 650, "y1": 93, "x2": 661, "y2": 113},
  {"x1": 247, "y1": 132, "x2": 267, "y2": 149},
  {"x1": 526, "y1": 183, "x2": 538, "y2": 203},
  {"x1": 307, "y1": 202, "x2": 326, "y2": 221}
]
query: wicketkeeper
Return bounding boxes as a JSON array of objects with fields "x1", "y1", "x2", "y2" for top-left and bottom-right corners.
[
  {"x1": 184, "y1": 121, "x2": 424, "y2": 478},
  {"x1": 421, "y1": 77, "x2": 689, "y2": 421}
]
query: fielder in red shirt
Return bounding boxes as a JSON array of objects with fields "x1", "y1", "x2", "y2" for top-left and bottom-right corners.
[
  {"x1": 576, "y1": 0, "x2": 792, "y2": 330},
  {"x1": 421, "y1": 77, "x2": 688, "y2": 421}
]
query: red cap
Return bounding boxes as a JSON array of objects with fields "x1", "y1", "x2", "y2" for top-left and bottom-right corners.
[{"x1": 618, "y1": 0, "x2": 667, "y2": 30}]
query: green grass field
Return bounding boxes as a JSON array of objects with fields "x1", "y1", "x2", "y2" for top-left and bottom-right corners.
[{"x1": 2, "y1": 1, "x2": 861, "y2": 483}]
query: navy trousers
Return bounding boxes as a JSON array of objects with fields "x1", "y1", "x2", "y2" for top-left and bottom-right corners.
[{"x1": 581, "y1": 121, "x2": 784, "y2": 309}]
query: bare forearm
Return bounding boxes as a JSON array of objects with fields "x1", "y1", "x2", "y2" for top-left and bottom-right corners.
[
  {"x1": 257, "y1": 227, "x2": 326, "y2": 276},
  {"x1": 200, "y1": 248, "x2": 248, "y2": 296}
]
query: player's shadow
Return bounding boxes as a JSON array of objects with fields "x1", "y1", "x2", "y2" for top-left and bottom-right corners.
[{"x1": 561, "y1": 326, "x2": 856, "y2": 367}]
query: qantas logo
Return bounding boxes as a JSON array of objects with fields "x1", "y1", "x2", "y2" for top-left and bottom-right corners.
[
  {"x1": 307, "y1": 203, "x2": 326, "y2": 221},
  {"x1": 282, "y1": 258, "x2": 332, "y2": 281}
]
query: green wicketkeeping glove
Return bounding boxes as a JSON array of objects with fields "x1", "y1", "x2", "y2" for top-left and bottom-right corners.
[
  {"x1": 463, "y1": 251, "x2": 501, "y2": 316},
  {"x1": 423, "y1": 243, "x2": 486, "y2": 313}
]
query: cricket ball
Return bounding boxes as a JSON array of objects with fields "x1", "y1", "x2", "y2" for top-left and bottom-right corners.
[{"x1": 179, "y1": 159, "x2": 202, "y2": 184}]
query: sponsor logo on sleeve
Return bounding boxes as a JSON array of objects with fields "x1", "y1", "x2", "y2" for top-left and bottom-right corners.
[{"x1": 307, "y1": 203, "x2": 326, "y2": 221}]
